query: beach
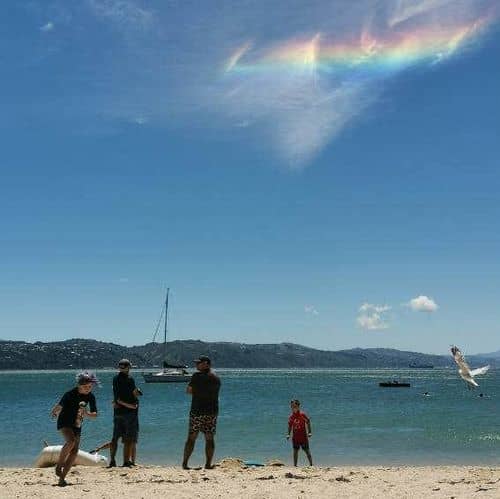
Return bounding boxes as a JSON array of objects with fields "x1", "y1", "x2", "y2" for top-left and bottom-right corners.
[{"x1": 1, "y1": 461, "x2": 499, "y2": 498}]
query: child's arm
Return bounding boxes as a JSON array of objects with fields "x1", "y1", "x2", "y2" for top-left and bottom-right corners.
[{"x1": 50, "y1": 404, "x2": 62, "y2": 419}]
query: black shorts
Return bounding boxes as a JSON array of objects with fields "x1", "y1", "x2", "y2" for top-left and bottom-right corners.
[
  {"x1": 58, "y1": 426, "x2": 82, "y2": 437},
  {"x1": 113, "y1": 412, "x2": 138, "y2": 442},
  {"x1": 293, "y1": 441, "x2": 309, "y2": 451}
]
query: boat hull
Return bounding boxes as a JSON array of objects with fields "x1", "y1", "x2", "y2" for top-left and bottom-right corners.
[
  {"x1": 143, "y1": 373, "x2": 190, "y2": 383},
  {"x1": 379, "y1": 382, "x2": 411, "y2": 387}
]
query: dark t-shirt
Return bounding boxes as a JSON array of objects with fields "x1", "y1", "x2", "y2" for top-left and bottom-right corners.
[
  {"x1": 57, "y1": 387, "x2": 97, "y2": 430},
  {"x1": 113, "y1": 373, "x2": 137, "y2": 415},
  {"x1": 189, "y1": 370, "x2": 221, "y2": 416}
]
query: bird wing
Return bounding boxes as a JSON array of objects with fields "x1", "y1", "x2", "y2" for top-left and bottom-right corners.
[
  {"x1": 451, "y1": 346, "x2": 471, "y2": 376},
  {"x1": 470, "y1": 365, "x2": 490, "y2": 377}
]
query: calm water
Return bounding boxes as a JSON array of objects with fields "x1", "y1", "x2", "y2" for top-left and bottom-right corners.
[{"x1": 1, "y1": 368, "x2": 498, "y2": 467}]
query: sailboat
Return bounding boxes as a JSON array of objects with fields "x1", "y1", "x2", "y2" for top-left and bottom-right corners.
[{"x1": 142, "y1": 288, "x2": 191, "y2": 383}]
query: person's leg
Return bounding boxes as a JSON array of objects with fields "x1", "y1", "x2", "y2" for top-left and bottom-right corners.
[
  {"x1": 293, "y1": 447, "x2": 299, "y2": 466},
  {"x1": 60, "y1": 434, "x2": 80, "y2": 481},
  {"x1": 109, "y1": 416, "x2": 123, "y2": 467},
  {"x1": 182, "y1": 431, "x2": 199, "y2": 469},
  {"x1": 58, "y1": 430, "x2": 80, "y2": 484},
  {"x1": 204, "y1": 432, "x2": 215, "y2": 469},
  {"x1": 121, "y1": 413, "x2": 137, "y2": 466},
  {"x1": 130, "y1": 441, "x2": 137, "y2": 465},
  {"x1": 304, "y1": 446, "x2": 313, "y2": 466},
  {"x1": 55, "y1": 428, "x2": 77, "y2": 480},
  {"x1": 108, "y1": 438, "x2": 118, "y2": 467},
  {"x1": 122, "y1": 439, "x2": 133, "y2": 466}
]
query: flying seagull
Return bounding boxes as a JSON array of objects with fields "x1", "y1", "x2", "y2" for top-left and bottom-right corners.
[{"x1": 450, "y1": 345, "x2": 490, "y2": 389}]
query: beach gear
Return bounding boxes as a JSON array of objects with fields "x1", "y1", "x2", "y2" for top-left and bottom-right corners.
[
  {"x1": 34, "y1": 445, "x2": 107, "y2": 467},
  {"x1": 243, "y1": 460, "x2": 265, "y2": 467}
]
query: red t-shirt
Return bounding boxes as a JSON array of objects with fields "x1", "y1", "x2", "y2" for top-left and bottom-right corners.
[{"x1": 288, "y1": 411, "x2": 310, "y2": 444}]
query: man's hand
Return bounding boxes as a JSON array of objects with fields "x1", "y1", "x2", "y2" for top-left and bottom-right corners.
[
  {"x1": 308, "y1": 433, "x2": 312, "y2": 438},
  {"x1": 286, "y1": 434, "x2": 290, "y2": 440}
]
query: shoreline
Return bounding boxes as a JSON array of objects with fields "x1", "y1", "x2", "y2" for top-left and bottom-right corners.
[{"x1": 1, "y1": 462, "x2": 498, "y2": 498}]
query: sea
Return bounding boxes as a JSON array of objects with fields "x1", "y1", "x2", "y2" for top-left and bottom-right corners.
[{"x1": 1, "y1": 368, "x2": 499, "y2": 467}]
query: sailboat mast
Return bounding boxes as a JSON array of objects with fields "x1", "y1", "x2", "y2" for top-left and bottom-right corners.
[{"x1": 163, "y1": 288, "x2": 169, "y2": 362}]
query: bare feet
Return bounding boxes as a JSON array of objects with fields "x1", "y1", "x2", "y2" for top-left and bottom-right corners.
[
  {"x1": 57, "y1": 478, "x2": 68, "y2": 487},
  {"x1": 205, "y1": 464, "x2": 215, "y2": 470}
]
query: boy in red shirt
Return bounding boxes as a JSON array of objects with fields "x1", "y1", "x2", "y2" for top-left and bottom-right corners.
[{"x1": 286, "y1": 399, "x2": 313, "y2": 466}]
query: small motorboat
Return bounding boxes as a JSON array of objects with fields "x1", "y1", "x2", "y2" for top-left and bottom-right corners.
[{"x1": 379, "y1": 380, "x2": 411, "y2": 387}]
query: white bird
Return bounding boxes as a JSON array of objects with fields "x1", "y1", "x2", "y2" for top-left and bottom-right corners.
[{"x1": 451, "y1": 345, "x2": 490, "y2": 389}]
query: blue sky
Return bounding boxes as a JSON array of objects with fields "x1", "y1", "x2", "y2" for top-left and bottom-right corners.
[{"x1": 1, "y1": 1, "x2": 499, "y2": 354}]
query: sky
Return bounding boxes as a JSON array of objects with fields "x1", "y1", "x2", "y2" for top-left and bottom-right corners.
[{"x1": 1, "y1": 0, "x2": 499, "y2": 355}]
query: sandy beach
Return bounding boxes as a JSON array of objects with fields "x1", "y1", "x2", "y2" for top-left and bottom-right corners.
[{"x1": 1, "y1": 460, "x2": 498, "y2": 498}]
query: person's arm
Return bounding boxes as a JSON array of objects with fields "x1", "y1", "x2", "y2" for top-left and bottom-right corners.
[
  {"x1": 186, "y1": 373, "x2": 195, "y2": 394},
  {"x1": 306, "y1": 415, "x2": 312, "y2": 437},
  {"x1": 50, "y1": 404, "x2": 62, "y2": 418},
  {"x1": 286, "y1": 416, "x2": 292, "y2": 439},
  {"x1": 112, "y1": 377, "x2": 118, "y2": 405},
  {"x1": 51, "y1": 391, "x2": 68, "y2": 418},
  {"x1": 85, "y1": 396, "x2": 98, "y2": 418},
  {"x1": 116, "y1": 398, "x2": 138, "y2": 410}
]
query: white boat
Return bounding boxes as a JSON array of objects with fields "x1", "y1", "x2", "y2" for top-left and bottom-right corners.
[
  {"x1": 142, "y1": 288, "x2": 191, "y2": 383},
  {"x1": 35, "y1": 445, "x2": 107, "y2": 467}
]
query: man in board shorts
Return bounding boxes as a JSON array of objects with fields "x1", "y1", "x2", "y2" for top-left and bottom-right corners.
[{"x1": 182, "y1": 355, "x2": 221, "y2": 470}]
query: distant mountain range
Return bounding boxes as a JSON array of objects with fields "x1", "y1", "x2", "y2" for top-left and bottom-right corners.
[
  {"x1": 476, "y1": 350, "x2": 500, "y2": 360},
  {"x1": 0, "y1": 339, "x2": 497, "y2": 370}
]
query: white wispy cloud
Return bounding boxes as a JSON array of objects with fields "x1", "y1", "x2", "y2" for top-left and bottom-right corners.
[
  {"x1": 357, "y1": 312, "x2": 390, "y2": 330},
  {"x1": 407, "y1": 295, "x2": 439, "y2": 312},
  {"x1": 359, "y1": 303, "x2": 391, "y2": 313},
  {"x1": 304, "y1": 305, "x2": 319, "y2": 315},
  {"x1": 87, "y1": 0, "x2": 154, "y2": 30},
  {"x1": 40, "y1": 22, "x2": 54, "y2": 32},
  {"x1": 357, "y1": 303, "x2": 391, "y2": 330},
  {"x1": 389, "y1": 0, "x2": 458, "y2": 27}
]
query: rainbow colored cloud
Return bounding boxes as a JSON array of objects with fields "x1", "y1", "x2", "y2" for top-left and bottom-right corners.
[{"x1": 216, "y1": 2, "x2": 497, "y2": 167}]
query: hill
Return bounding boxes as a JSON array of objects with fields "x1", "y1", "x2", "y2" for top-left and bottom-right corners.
[{"x1": 0, "y1": 339, "x2": 478, "y2": 370}]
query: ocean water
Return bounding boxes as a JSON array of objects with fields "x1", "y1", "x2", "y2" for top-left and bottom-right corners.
[{"x1": 1, "y1": 368, "x2": 498, "y2": 467}]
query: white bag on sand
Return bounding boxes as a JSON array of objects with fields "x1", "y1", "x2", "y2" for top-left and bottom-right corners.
[{"x1": 34, "y1": 445, "x2": 108, "y2": 468}]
